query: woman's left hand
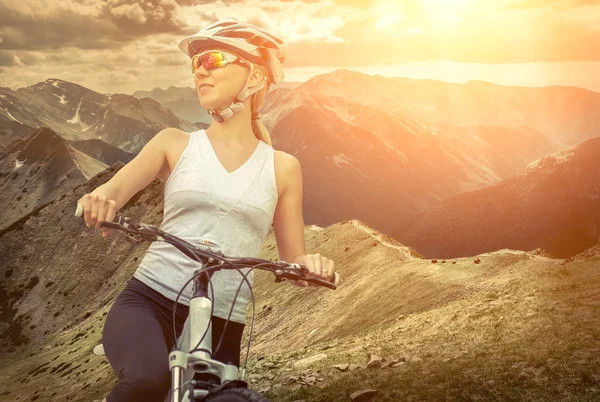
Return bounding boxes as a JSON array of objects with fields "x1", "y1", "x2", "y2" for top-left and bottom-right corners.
[{"x1": 290, "y1": 253, "x2": 335, "y2": 287}]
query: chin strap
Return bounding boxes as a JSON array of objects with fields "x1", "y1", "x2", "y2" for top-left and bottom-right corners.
[
  {"x1": 207, "y1": 102, "x2": 245, "y2": 123},
  {"x1": 207, "y1": 63, "x2": 267, "y2": 123}
]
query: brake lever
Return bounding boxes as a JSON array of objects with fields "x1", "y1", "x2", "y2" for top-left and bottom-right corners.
[
  {"x1": 125, "y1": 234, "x2": 144, "y2": 245},
  {"x1": 137, "y1": 225, "x2": 159, "y2": 240}
]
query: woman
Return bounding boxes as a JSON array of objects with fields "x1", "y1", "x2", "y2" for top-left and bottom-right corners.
[{"x1": 78, "y1": 18, "x2": 336, "y2": 402}]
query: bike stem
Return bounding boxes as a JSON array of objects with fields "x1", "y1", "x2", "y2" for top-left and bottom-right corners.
[
  {"x1": 169, "y1": 266, "x2": 240, "y2": 402},
  {"x1": 189, "y1": 267, "x2": 213, "y2": 360}
]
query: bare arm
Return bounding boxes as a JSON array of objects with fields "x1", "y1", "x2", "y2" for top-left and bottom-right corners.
[
  {"x1": 89, "y1": 127, "x2": 177, "y2": 212},
  {"x1": 272, "y1": 153, "x2": 307, "y2": 262},
  {"x1": 272, "y1": 153, "x2": 337, "y2": 287}
]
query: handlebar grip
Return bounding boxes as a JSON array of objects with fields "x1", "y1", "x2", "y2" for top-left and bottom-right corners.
[
  {"x1": 75, "y1": 202, "x2": 123, "y2": 230},
  {"x1": 334, "y1": 272, "x2": 340, "y2": 286},
  {"x1": 305, "y1": 272, "x2": 341, "y2": 290}
]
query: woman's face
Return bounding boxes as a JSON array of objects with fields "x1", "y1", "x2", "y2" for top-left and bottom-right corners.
[{"x1": 193, "y1": 49, "x2": 251, "y2": 112}]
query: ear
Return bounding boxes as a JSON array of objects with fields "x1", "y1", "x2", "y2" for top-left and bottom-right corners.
[{"x1": 248, "y1": 68, "x2": 266, "y2": 89}]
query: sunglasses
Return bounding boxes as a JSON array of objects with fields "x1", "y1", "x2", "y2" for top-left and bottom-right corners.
[{"x1": 191, "y1": 51, "x2": 249, "y2": 74}]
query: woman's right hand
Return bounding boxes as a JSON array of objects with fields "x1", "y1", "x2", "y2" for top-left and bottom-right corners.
[{"x1": 76, "y1": 193, "x2": 118, "y2": 237}]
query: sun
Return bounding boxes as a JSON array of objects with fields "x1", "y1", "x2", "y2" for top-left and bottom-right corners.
[
  {"x1": 423, "y1": 0, "x2": 470, "y2": 30},
  {"x1": 372, "y1": 0, "x2": 472, "y2": 33}
]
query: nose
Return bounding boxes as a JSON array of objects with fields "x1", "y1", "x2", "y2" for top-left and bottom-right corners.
[{"x1": 194, "y1": 64, "x2": 209, "y2": 77}]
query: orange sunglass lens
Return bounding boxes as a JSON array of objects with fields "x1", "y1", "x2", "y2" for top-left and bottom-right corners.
[{"x1": 192, "y1": 52, "x2": 227, "y2": 72}]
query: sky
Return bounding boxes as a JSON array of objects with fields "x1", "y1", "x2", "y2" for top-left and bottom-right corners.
[{"x1": 1, "y1": 0, "x2": 600, "y2": 94}]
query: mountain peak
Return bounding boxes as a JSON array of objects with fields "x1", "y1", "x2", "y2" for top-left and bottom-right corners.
[
  {"x1": 518, "y1": 137, "x2": 600, "y2": 176},
  {"x1": 0, "y1": 126, "x2": 107, "y2": 231},
  {"x1": 11, "y1": 127, "x2": 69, "y2": 163},
  {"x1": 24, "y1": 78, "x2": 95, "y2": 96}
]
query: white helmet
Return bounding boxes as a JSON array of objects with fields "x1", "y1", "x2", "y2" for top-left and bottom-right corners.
[{"x1": 178, "y1": 18, "x2": 286, "y2": 122}]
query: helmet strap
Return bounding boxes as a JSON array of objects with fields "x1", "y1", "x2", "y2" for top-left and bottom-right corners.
[{"x1": 207, "y1": 102, "x2": 245, "y2": 123}]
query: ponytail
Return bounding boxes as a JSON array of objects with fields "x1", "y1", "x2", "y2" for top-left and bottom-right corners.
[{"x1": 250, "y1": 81, "x2": 272, "y2": 146}]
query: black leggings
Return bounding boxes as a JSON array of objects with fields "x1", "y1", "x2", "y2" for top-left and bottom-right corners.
[{"x1": 103, "y1": 277, "x2": 245, "y2": 402}]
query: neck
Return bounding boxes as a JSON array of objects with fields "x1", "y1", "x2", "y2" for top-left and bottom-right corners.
[{"x1": 205, "y1": 101, "x2": 258, "y2": 146}]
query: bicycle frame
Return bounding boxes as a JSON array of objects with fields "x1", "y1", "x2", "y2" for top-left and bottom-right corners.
[{"x1": 166, "y1": 265, "x2": 244, "y2": 402}]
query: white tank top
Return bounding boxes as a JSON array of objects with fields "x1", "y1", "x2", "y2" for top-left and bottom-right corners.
[{"x1": 133, "y1": 129, "x2": 278, "y2": 323}]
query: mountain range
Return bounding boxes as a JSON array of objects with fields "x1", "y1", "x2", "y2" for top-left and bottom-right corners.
[
  {"x1": 0, "y1": 79, "x2": 206, "y2": 153},
  {"x1": 1, "y1": 72, "x2": 599, "y2": 257},
  {"x1": 297, "y1": 70, "x2": 600, "y2": 147},
  {"x1": 132, "y1": 85, "x2": 212, "y2": 125},
  {"x1": 262, "y1": 87, "x2": 559, "y2": 231},
  {"x1": 395, "y1": 136, "x2": 600, "y2": 259}
]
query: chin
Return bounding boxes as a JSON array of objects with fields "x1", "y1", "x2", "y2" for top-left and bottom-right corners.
[
  {"x1": 198, "y1": 94, "x2": 216, "y2": 110},
  {"x1": 199, "y1": 95, "x2": 232, "y2": 112}
]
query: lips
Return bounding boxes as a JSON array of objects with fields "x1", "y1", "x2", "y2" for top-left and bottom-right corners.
[{"x1": 198, "y1": 84, "x2": 213, "y2": 93}]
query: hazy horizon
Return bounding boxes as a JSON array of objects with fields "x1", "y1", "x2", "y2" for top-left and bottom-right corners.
[{"x1": 4, "y1": 60, "x2": 600, "y2": 97}]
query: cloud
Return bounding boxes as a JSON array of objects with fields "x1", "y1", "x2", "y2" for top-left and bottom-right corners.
[
  {"x1": 174, "y1": 0, "x2": 359, "y2": 45},
  {"x1": 0, "y1": 0, "x2": 189, "y2": 51},
  {"x1": 109, "y1": 3, "x2": 148, "y2": 24},
  {"x1": 104, "y1": 0, "x2": 189, "y2": 35},
  {"x1": 0, "y1": 50, "x2": 16, "y2": 66},
  {"x1": 1, "y1": 0, "x2": 599, "y2": 95}
]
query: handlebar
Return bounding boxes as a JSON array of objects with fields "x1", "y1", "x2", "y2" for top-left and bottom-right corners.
[{"x1": 74, "y1": 203, "x2": 339, "y2": 290}]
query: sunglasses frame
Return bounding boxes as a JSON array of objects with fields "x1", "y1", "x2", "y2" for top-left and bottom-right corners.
[{"x1": 191, "y1": 50, "x2": 249, "y2": 74}]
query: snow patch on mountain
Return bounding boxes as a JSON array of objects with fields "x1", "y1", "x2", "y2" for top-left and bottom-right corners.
[
  {"x1": 2, "y1": 108, "x2": 21, "y2": 123},
  {"x1": 99, "y1": 108, "x2": 110, "y2": 130},
  {"x1": 54, "y1": 93, "x2": 67, "y2": 104},
  {"x1": 14, "y1": 159, "x2": 25, "y2": 170},
  {"x1": 333, "y1": 153, "x2": 353, "y2": 168},
  {"x1": 82, "y1": 120, "x2": 98, "y2": 132},
  {"x1": 332, "y1": 153, "x2": 367, "y2": 178},
  {"x1": 1, "y1": 94, "x2": 14, "y2": 105},
  {"x1": 384, "y1": 142, "x2": 408, "y2": 163},
  {"x1": 68, "y1": 98, "x2": 83, "y2": 124}
]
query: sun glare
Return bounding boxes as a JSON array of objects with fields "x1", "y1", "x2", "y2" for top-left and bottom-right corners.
[
  {"x1": 372, "y1": 0, "x2": 404, "y2": 31},
  {"x1": 372, "y1": 0, "x2": 472, "y2": 33},
  {"x1": 376, "y1": 15, "x2": 402, "y2": 30},
  {"x1": 423, "y1": 0, "x2": 470, "y2": 29}
]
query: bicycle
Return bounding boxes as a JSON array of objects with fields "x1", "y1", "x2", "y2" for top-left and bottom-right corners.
[{"x1": 74, "y1": 204, "x2": 340, "y2": 401}]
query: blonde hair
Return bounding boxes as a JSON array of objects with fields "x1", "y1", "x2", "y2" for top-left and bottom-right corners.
[{"x1": 250, "y1": 67, "x2": 272, "y2": 146}]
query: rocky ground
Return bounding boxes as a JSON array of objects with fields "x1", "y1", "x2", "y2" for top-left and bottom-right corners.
[
  {"x1": 0, "y1": 166, "x2": 599, "y2": 401},
  {"x1": 237, "y1": 235, "x2": 600, "y2": 402}
]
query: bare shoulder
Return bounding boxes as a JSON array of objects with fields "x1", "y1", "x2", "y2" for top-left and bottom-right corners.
[
  {"x1": 154, "y1": 128, "x2": 192, "y2": 182},
  {"x1": 154, "y1": 128, "x2": 190, "y2": 157},
  {"x1": 273, "y1": 150, "x2": 302, "y2": 198},
  {"x1": 155, "y1": 127, "x2": 189, "y2": 145},
  {"x1": 274, "y1": 150, "x2": 301, "y2": 169}
]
